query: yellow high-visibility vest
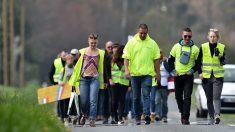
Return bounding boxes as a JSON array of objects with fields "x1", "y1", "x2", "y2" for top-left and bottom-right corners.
[
  {"x1": 201, "y1": 42, "x2": 225, "y2": 78},
  {"x1": 69, "y1": 48, "x2": 105, "y2": 89},
  {"x1": 53, "y1": 58, "x2": 63, "y2": 82},
  {"x1": 111, "y1": 63, "x2": 129, "y2": 86}
]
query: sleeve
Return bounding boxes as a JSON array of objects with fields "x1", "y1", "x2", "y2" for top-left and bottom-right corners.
[
  {"x1": 220, "y1": 47, "x2": 226, "y2": 65},
  {"x1": 103, "y1": 53, "x2": 110, "y2": 84},
  {"x1": 197, "y1": 47, "x2": 203, "y2": 74},
  {"x1": 168, "y1": 55, "x2": 175, "y2": 72},
  {"x1": 122, "y1": 41, "x2": 131, "y2": 59},
  {"x1": 49, "y1": 62, "x2": 55, "y2": 84},
  {"x1": 170, "y1": 44, "x2": 177, "y2": 57},
  {"x1": 191, "y1": 46, "x2": 200, "y2": 73},
  {"x1": 153, "y1": 42, "x2": 161, "y2": 60}
]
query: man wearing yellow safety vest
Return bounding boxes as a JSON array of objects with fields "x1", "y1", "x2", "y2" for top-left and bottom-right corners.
[
  {"x1": 168, "y1": 27, "x2": 199, "y2": 125},
  {"x1": 49, "y1": 51, "x2": 67, "y2": 118},
  {"x1": 197, "y1": 28, "x2": 226, "y2": 125},
  {"x1": 123, "y1": 24, "x2": 161, "y2": 125},
  {"x1": 69, "y1": 33, "x2": 107, "y2": 127}
]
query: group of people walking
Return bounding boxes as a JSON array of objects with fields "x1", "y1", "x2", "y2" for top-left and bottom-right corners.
[{"x1": 49, "y1": 24, "x2": 226, "y2": 127}]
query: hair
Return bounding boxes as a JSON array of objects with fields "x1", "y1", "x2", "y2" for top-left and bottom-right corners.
[
  {"x1": 88, "y1": 33, "x2": 98, "y2": 40},
  {"x1": 112, "y1": 44, "x2": 124, "y2": 64},
  {"x1": 183, "y1": 27, "x2": 192, "y2": 32},
  {"x1": 138, "y1": 24, "x2": 148, "y2": 30},
  {"x1": 208, "y1": 28, "x2": 220, "y2": 38}
]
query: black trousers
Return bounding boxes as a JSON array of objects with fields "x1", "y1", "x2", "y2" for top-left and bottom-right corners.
[
  {"x1": 59, "y1": 98, "x2": 70, "y2": 120},
  {"x1": 174, "y1": 75, "x2": 193, "y2": 120},
  {"x1": 103, "y1": 88, "x2": 111, "y2": 119},
  {"x1": 110, "y1": 83, "x2": 128, "y2": 121}
]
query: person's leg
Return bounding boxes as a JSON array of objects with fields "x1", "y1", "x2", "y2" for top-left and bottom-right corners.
[
  {"x1": 96, "y1": 89, "x2": 104, "y2": 120},
  {"x1": 182, "y1": 75, "x2": 193, "y2": 122},
  {"x1": 110, "y1": 84, "x2": 119, "y2": 123},
  {"x1": 213, "y1": 77, "x2": 223, "y2": 124},
  {"x1": 150, "y1": 86, "x2": 157, "y2": 114},
  {"x1": 102, "y1": 87, "x2": 110, "y2": 124},
  {"x1": 131, "y1": 76, "x2": 142, "y2": 124},
  {"x1": 155, "y1": 88, "x2": 162, "y2": 121},
  {"x1": 89, "y1": 77, "x2": 100, "y2": 120},
  {"x1": 161, "y1": 88, "x2": 169, "y2": 120},
  {"x1": 118, "y1": 85, "x2": 128, "y2": 122},
  {"x1": 79, "y1": 77, "x2": 90, "y2": 125},
  {"x1": 123, "y1": 90, "x2": 130, "y2": 118},
  {"x1": 202, "y1": 78, "x2": 214, "y2": 120},
  {"x1": 141, "y1": 75, "x2": 152, "y2": 124},
  {"x1": 174, "y1": 76, "x2": 184, "y2": 116}
]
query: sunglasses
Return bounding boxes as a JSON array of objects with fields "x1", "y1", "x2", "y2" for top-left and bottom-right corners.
[{"x1": 184, "y1": 35, "x2": 192, "y2": 39}]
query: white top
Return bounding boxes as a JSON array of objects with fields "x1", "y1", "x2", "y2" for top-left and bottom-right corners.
[{"x1": 160, "y1": 61, "x2": 170, "y2": 86}]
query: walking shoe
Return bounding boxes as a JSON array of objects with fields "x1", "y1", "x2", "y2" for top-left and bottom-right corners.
[
  {"x1": 141, "y1": 114, "x2": 145, "y2": 120},
  {"x1": 102, "y1": 118, "x2": 109, "y2": 124},
  {"x1": 162, "y1": 117, "x2": 168, "y2": 123},
  {"x1": 155, "y1": 115, "x2": 161, "y2": 121},
  {"x1": 181, "y1": 118, "x2": 190, "y2": 125},
  {"x1": 215, "y1": 115, "x2": 220, "y2": 124},
  {"x1": 111, "y1": 120, "x2": 117, "y2": 124},
  {"x1": 89, "y1": 120, "x2": 96, "y2": 127},
  {"x1": 144, "y1": 116, "x2": 151, "y2": 125},
  {"x1": 207, "y1": 118, "x2": 215, "y2": 125},
  {"x1": 80, "y1": 115, "x2": 87, "y2": 125},
  {"x1": 150, "y1": 114, "x2": 155, "y2": 123},
  {"x1": 118, "y1": 120, "x2": 124, "y2": 125},
  {"x1": 135, "y1": 119, "x2": 141, "y2": 125},
  {"x1": 64, "y1": 118, "x2": 69, "y2": 126}
]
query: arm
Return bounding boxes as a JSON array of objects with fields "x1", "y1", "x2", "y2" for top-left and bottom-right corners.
[
  {"x1": 220, "y1": 47, "x2": 226, "y2": 65},
  {"x1": 154, "y1": 59, "x2": 161, "y2": 85},
  {"x1": 49, "y1": 63, "x2": 55, "y2": 85},
  {"x1": 124, "y1": 59, "x2": 130, "y2": 79}
]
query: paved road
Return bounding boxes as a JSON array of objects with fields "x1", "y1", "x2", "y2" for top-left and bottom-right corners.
[{"x1": 71, "y1": 94, "x2": 235, "y2": 132}]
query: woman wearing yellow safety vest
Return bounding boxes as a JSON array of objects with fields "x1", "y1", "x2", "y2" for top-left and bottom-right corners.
[
  {"x1": 197, "y1": 28, "x2": 226, "y2": 125},
  {"x1": 107, "y1": 44, "x2": 130, "y2": 125},
  {"x1": 69, "y1": 33, "x2": 107, "y2": 127}
]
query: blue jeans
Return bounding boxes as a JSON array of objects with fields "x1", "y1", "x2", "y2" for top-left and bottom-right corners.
[
  {"x1": 155, "y1": 87, "x2": 169, "y2": 118},
  {"x1": 124, "y1": 89, "x2": 135, "y2": 118},
  {"x1": 150, "y1": 86, "x2": 157, "y2": 114},
  {"x1": 79, "y1": 76, "x2": 100, "y2": 120},
  {"x1": 131, "y1": 75, "x2": 152, "y2": 119}
]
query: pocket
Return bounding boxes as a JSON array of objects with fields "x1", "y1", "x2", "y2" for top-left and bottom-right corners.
[{"x1": 180, "y1": 51, "x2": 191, "y2": 65}]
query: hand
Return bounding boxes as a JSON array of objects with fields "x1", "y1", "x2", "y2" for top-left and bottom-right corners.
[
  {"x1": 109, "y1": 79, "x2": 114, "y2": 86},
  {"x1": 185, "y1": 72, "x2": 192, "y2": 75},
  {"x1": 155, "y1": 74, "x2": 161, "y2": 86},
  {"x1": 127, "y1": 87, "x2": 131, "y2": 92},
  {"x1": 125, "y1": 70, "x2": 130, "y2": 79},
  {"x1": 199, "y1": 74, "x2": 203, "y2": 80}
]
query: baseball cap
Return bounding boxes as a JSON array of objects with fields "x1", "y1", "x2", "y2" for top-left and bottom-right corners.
[{"x1": 70, "y1": 48, "x2": 78, "y2": 55}]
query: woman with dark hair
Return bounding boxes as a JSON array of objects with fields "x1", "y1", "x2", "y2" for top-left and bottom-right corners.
[{"x1": 108, "y1": 44, "x2": 130, "y2": 124}]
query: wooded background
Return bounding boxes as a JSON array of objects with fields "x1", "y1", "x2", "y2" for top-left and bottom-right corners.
[{"x1": 0, "y1": 0, "x2": 235, "y2": 86}]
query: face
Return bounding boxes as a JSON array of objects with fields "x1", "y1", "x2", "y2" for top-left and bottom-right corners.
[
  {"x1": 61, "y1": 51, "x2": 68, "y2": 61},
  {"x1": 208, "y1": 31, "x2": 218, "y2": 44},
  {"x1": 112, "y1": 47, "x2": 118, "y2": 55},
  {"x1": 138, "y1": 28, "x2": 148, "y2": 40},
  {"x1": 66, "y1": 55, "x2": 74, "y2": 65},
  {"x1": 105, "y1": 42, "x2": 113, "y2": 54},
  {"x1": 182, "y1": 31, "x2": 192, "y2": 44},
  {"x1": 88, "y1": 38, "x2": 98, "y2": 49}
]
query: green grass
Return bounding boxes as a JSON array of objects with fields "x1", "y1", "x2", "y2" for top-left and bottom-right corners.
[{"x1": 0, "y1": 82, "x2": 68, "y2": 132}]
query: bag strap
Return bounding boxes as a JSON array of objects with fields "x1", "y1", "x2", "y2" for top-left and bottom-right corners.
[{"x1": 180, "y1": 44, "x2": 192, "y2": 55}]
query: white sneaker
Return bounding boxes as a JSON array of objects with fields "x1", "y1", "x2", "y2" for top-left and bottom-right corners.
[{"x1": 64, "y1": 118, "x2": 69, "y2": 126}]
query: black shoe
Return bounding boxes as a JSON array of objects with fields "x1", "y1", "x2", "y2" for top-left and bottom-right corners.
[
  {"x1": 135, "y1": 119, "x2": 141, "y2": 125},
  {"x1": 155, "y1": 115, "x2": 161, "y2": 121},
  {"x1": 144, "y1": 116, "x2": 151, "y2": 125},
  {"x1": 111, "y1": 120, "x2": 117, "y2": 124},
  {"x1": 102, "y1": 119, "x2": 109, "y2": 124},
  {"x1": 215, "y1": 117, "x2": 220, "y2": 124},
  {"x1": 181, "y1": 118, "x2": 190, "y2": 125}
]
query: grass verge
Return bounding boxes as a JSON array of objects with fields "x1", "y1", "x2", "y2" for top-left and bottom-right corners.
[{"x1": 0, "y1": 82, "x2": 68, "y2": 132}]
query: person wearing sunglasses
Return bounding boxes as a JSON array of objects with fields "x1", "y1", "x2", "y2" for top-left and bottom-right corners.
[
  {"x1": 168, "y1": 27, "x2": 199, "y2": 125},
  {"x1": 69, "y1": 33, "x2": 107, "y2": 127},
  {"x1": 197, "y1": 28, "x2": 226, "y2": 125}
]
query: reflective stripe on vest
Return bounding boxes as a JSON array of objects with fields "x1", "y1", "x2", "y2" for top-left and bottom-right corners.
[
  {"x1": 53, "y1": 58, "x2": 63, "y2": 82},
  {"x1": 201, "y1": 42, "x2": 225, "y2": 78},
  {"x1": 69, "y1": 48, "x2": 105, "y2": 89},
  {"x1": 111, "y1": 63, "x2": 129, "y2": 86}
]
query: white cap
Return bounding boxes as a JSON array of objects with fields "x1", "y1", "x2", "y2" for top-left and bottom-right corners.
[{"x1": 70, "y1": 48, "x2": 78, "y2": 55}]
